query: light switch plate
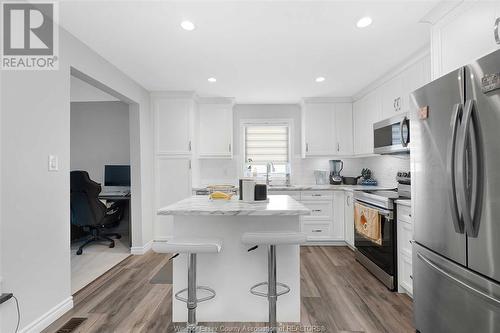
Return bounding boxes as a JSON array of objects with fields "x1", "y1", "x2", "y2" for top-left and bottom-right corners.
[{"x1": 48, "y1": 155, "x2": 59, "y2": 171}]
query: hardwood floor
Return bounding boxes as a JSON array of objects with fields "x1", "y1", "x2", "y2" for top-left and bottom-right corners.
[{"x1": 44, "y1": 246, "x2": 414, "y2": 333}]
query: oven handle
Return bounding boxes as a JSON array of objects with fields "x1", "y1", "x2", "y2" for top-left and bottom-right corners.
[{"x1": 354, "y1": 199, "x2": 393, "y2": 220}]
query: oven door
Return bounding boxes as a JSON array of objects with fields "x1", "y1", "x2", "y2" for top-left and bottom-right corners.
[
  {"x1": 354, "y1": 200, "x2": 396, "y2": 277},
  {"x1": 373, "y1": 114, "x2": 410, "y2": 154}
]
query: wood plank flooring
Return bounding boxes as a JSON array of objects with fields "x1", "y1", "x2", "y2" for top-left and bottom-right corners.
[{"x1": 44, "y1": 246, "x2": 414, "y2": 333}]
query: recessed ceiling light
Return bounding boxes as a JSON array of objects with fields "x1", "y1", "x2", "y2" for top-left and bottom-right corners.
[
  {"x1": 181, "y1": 20, "x2": 195, "y2": 31},
  {"x1": 208, "y1": 77, "x2": 217, "y2": 83},
  {"x1": 315, "y1": 77, "x2": 326, "y2": 83},
  {"x1": 357, "y1": 16, "x2": 373, "y2": 28}
]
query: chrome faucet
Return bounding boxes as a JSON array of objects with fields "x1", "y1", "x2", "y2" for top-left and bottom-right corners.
[{"x1": 266, "y1": 162, "x2": 275, "y2": 186}]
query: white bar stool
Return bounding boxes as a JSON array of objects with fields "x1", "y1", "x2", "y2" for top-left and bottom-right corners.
[
  {"x1": 242, "y1": 231, "x2": 307, "y2": 333},
  {"x1": 153, "y1": 238, "x2": 222, "y2": 333}
]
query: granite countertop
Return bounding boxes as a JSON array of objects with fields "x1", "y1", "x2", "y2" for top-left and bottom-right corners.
[
  {"x1": 395, "y1": 199, "x2": 411, "y2": 207},
  {"x1": 158, "y1": 195, "x2": 311, "y2": 216}
]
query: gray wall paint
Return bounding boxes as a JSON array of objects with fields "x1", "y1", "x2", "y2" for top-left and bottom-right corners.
[
  {"x1": 70, "y1": 101, "x2": 130, "y2": 184},
  {"x1": 0, "y1": 27, "x2": 153, "y2": 332}
]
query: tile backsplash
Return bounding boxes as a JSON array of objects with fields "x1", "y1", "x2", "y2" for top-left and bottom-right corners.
[{"x1": 195, "y1": 154, "x2": 410, "y2": 188}]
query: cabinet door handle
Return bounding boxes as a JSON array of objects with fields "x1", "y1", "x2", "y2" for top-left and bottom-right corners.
[
  {"x1": 229, "y1": 143, "x2": 231, "y2": 152},
  {"x1": 188, "y1": 141, "x2": 192, "y2": 151},
  {"x1": 346, "y1": 195, "x2": 351, "y2": 206},
  {"x1": 312, "y1": 209, "x2": 322, "y2": 213},
  {"x1": 495, "y1": 17, "x2": 500, "y2": 45},
  {"x1": 312, "y1": 229, "x2": 323, "y2": 233},
  {"x1": 306, "y1": 143, "x2": 309, "y2": 152},
  {"x1": 337, "y1": 143, "x2": 340, "y2": 152},
  {"x1": 312, "y1": 194, "x2": 322, "y2": 197}
]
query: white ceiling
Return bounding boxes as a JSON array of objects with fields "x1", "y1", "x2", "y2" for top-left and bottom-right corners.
[{"x1": 60, "y1": 1, "x2": 438, "y2": 103}]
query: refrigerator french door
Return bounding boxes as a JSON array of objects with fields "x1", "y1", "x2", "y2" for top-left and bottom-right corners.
[{"x1": 411, "y1": 48, "x2": 500, "y2": 333}]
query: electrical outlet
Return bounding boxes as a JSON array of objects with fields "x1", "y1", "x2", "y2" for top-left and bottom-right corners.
[{"x1": 48, "y1": 155, "x2": 59, "y2": 171}]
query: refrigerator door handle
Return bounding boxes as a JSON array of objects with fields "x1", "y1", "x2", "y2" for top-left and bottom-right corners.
[
  {"x1": 446, "y1": 103, "x2": 464, "y2": 233},
  {"x1": 417, "y1": 252, "x2": 500, "y2": 306},
  {"x1": 457, "y1": 99, "x2": 484, "y2": 237}
]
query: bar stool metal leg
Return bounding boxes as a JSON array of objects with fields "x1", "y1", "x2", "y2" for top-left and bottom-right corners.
[
  {"x1": 187, "y1": 253, "x2": 197, "y2": 333},
  {"x1": 268, "y1": 245, "x2": 278, "y2": 333}
]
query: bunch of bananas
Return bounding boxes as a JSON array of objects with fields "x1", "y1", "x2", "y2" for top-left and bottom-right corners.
[{"x1": 209, "y1": 191, "x2": 233, "y2": 200}]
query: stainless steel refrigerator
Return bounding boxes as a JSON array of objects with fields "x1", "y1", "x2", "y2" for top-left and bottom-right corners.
[{"x1": 411, "y1": 48, "x2": 500, "y2": 333}]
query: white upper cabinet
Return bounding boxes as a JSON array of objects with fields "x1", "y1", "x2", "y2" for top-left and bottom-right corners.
[
  {"x1": 381, "y1": 72, "x2": 405, "y2": 119},
  {"x1": 153, "y1": 93, "x2": 195, "y2": 156},
  {"x1": 302, "y1": 102, "x2": 337, "y2": 156},
  {"x1": 431, "y1": 1, "x2": 500, "y2": 79},
  {"x1": 353, "y1": 91, "x2": 380, "y2": 155},
  {"x1": 301, "y1": 99, "x2": 353, "y2": 157},
  {"x1": 197, "y1": 99, "x2": 234, "y2": 159},
  {"x1": 334, "y1": 103, "x2": 353, "y2": 155},
  {"x1": 380, "y1": 55, "x2": 431, "y2": 120}
]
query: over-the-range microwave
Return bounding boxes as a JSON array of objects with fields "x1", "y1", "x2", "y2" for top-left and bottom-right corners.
[{"x1": 373, "y1": 114, "x2": 410, "y2": 154}]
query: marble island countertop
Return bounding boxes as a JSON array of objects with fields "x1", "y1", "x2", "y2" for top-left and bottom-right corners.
[{"x1": 158, "y1": 195, "x2": 311, "y2": 216}]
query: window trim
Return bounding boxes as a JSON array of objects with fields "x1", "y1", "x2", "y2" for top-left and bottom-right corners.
[{"x1": 239, "y1": 118, "x2": 294, "y2": 178}]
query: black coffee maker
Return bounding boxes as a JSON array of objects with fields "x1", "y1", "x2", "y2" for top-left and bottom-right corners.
[{"x1": 329, "y1": 160, "x2": 343, "y2": 185}]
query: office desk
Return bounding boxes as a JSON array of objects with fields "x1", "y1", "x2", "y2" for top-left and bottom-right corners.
[{"x1": 98, "y1": 193, "x2": 131, "y2": 247}]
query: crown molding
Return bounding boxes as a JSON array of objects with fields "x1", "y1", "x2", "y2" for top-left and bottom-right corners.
[
  {"x1": 352, "y1": 46, "x2": 431, "y2": 101},
  {"x1": 197, "y1": 96, "x2": 235, "y2": 105}
]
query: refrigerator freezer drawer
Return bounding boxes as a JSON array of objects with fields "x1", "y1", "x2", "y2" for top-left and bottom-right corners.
[{"x1": 414, "y1": 243, "x2": 500, "y2": 333}]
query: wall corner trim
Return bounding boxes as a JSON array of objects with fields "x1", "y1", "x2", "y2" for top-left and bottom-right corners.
[{"x1": 19, "y1": 296, "x2": 73, "y2": 333}]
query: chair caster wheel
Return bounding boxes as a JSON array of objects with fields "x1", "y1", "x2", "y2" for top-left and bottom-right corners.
[
  {"x1": 109, "y1": 242, "x2": 115, "y2": 248},
  {"x1": 76, "y1": 249, "x2": 83, "y2": 255},
  {"x1": 116, "y1": 235, "x2": 122, "y2": 239}
]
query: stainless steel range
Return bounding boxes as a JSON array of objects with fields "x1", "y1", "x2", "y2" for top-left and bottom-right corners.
[{"x1": 354, "y1": 190, "x2": 399, "y2": 291}]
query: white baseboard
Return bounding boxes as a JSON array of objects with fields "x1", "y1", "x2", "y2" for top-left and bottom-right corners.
[
  {"x1": 130, "y1": 240, "x2": 153, "y2": 255},
  {"x1": 19, "y1": 296, "x2": 73, "y2": 333}
]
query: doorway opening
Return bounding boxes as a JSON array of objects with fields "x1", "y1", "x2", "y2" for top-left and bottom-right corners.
[{"x1": 69, "y1": 69, "x2": 140, "y2": 294}]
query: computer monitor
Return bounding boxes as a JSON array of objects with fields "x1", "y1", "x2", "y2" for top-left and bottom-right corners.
[{"x1": 104, "y1": 165, "x2": 131, "y2": 186}]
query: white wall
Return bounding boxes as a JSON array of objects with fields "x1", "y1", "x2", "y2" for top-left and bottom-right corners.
[
  {"x1": 70, "y1": 101, "x2": 130, "y2": 184},
  {"x1": 0, "y1": 26, "x2": 153, "y2": 332}
]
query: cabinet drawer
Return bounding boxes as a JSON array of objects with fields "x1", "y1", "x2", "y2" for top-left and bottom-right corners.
[
  {"x1": 301, "y1": 221, "x2": 332, "y2": 240},
  {"x1": 301, "y1": 191, "x2": 333, "y2": 200},
  {"x1": 398, "y1": 221, "x2": 413, "y2": 257},
  {"x1": 399, "y1": 252, "x2": 413, "y2": 296},
  {"x1": 300, "y1": 201, "x2": 332, "y2": 217}
]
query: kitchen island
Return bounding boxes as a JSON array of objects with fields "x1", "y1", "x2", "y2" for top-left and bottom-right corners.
[{"x1": 158, "y1": 195, "x2": 310, "y2": 323}]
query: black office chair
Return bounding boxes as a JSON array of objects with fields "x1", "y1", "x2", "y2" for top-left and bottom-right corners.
[{"x1": 70, "y1": 171, "x2": 125, "y2": 255}]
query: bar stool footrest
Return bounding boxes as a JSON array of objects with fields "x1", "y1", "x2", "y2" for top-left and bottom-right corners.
[
  {"x1": 249, "y1": 281, "x2": 290, "y2": 298},
  {"x1": 174, "y1": 286, "x2": 216, "y2": 303}
]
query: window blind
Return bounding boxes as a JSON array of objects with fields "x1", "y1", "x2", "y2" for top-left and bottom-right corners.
[{"x1": 245, "y1": 125, "x2": 289, "y2": 163}]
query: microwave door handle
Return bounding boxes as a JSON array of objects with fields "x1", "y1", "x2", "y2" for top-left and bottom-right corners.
[
  {"x1": 399, "y1": 117, "x2": 409, "y2": 147},
  {"x1": 446, "y1": 103, "x2": 464, "y2": 234},
  {"x1": 495, "y1": 17, "x2": 500, "y2": 45},
  {"x1": 457, "y1": 100, "x2": 484, "y2": 237}
]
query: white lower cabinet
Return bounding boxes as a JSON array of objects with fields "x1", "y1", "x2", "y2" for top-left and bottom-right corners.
[
  {"x1": 270, "y1": 189, "x2": 355, "y2": 244},
  {"x1": 344, "y1": 191, "x2": 354, "y2": 248},
  {"x1": 397, "y1": 203, "x2": 413, "y2": 297},
  {"x1": 332, "y1": 191, "x2": 345, "y2": 240}
]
